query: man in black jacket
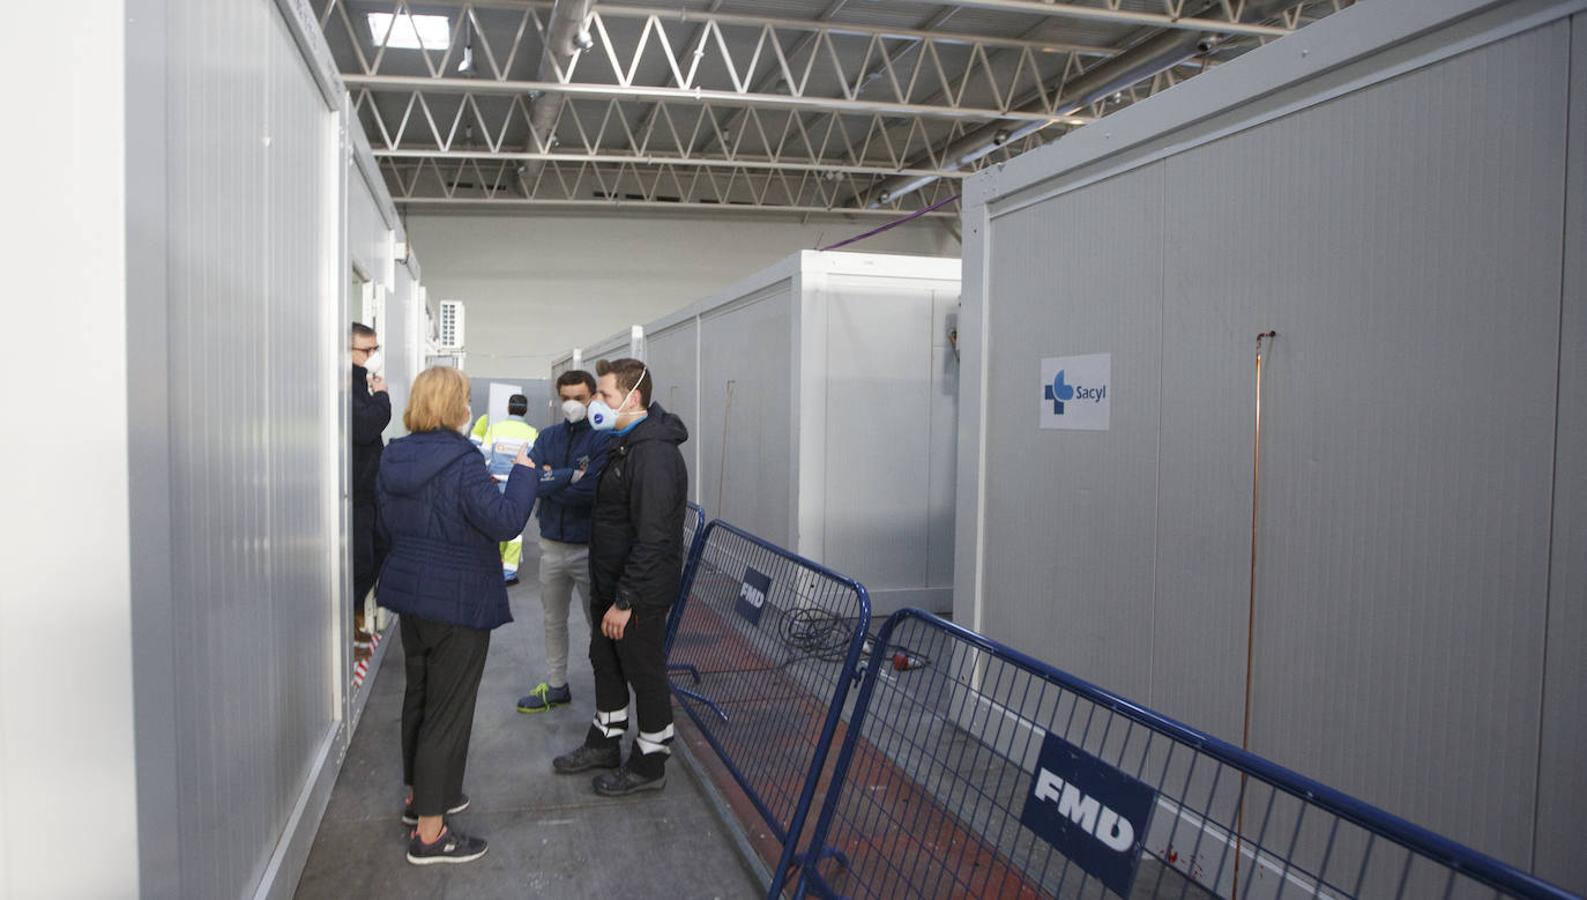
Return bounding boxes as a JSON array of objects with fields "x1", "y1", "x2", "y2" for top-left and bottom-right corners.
[
  {"x1": 552, "y1": 358, "x2": 688, "y2": 796},
  {"x1": 351, "y1": 322, "x2": 391, "y2": 652}
]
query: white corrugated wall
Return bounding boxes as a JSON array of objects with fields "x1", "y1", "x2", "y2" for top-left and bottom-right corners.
[
  {"x1": 348, "y1": 138, "x2": 394, "y2": 290},
  {"x1": 157, "y1": 2, "x2": 340, "y2": 896},
  {"x1": 117, "y1": 0, "x2": 426, "y2": 896}
]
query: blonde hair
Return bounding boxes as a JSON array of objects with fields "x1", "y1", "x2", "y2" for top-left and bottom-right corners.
[{"x1": 403, "y1": 366, "x2": 471, "y2": 433}]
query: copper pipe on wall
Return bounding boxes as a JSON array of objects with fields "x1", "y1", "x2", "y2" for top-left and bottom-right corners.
[{"x1": 1234, "y1": 329, "x2": 1277, "y2": 898}]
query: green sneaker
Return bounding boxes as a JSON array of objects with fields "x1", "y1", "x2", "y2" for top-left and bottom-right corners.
[{"x1": 517, "y1": 682, "x2": 571, "y2": 714}]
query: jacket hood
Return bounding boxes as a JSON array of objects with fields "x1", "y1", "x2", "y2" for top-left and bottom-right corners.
[
  {"x1": 380, "y1": 429, "x2": 478, "y2": 495},
  {"x1": 625, "y1": 403, "x2": 689, "y2": 447}
]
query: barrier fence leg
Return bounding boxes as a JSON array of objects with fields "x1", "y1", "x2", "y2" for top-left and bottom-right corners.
[
  {"x1": 673, "y1": 685, "x2": 729, "y2": 723},
  {"x1": 666, "y1": 662, "x2": 702, "y2": 684},
  {"x1": 779, "y1": 613, "x2": 899, "y2": 900}
]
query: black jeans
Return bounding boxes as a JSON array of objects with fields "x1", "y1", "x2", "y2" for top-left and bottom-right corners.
[
  {"x1": 586, "y1": 602, "x2": 673, "y2": 777},
  {"x1": 352, "y1": 500, "x2": 388, "y2": 616},
  {"x1": 401, "y1": 615, "x2": 491, "y2": 817}
]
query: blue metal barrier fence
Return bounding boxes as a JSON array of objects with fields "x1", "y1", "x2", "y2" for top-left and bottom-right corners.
[
  {"x1": 682, "y1": 502, "x2": 705, "y2": 571},
  {"x1": 794, "y1": 609, "x2": 1577, "y2": 900},
  {"x1": 665, "y1": 519, "x2": 871, "y2": 893},
  {"x1": 664, "y1": 502, "x2": 708, "y2": 654}
]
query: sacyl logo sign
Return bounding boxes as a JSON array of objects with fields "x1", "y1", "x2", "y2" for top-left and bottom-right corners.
[
  {"x1": 1045, "y1": 370, "x2": 1075, "y2": 414},
  {"x1": 1019, "y1": 732, "x2": 1155, "y2": 897},
  {"x1": 1039, "y1": 353, "x2": 1111, "y2": 431},
  {"x1": 1045, "y1": 370, "x2": 1107, "y2": 415},
  {"x1": 735, "y1": 567, "x2": 771, "y2": 627}
]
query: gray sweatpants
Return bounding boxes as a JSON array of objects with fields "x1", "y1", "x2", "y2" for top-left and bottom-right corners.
[{"x1": 537, "y1": 537, "x2": 594, "y2": 687}]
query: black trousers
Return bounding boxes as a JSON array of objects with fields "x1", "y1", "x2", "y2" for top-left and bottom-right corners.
[
  {"x1": 586, "y1": 602, "x2": 674, "y2": 777},
  {"x1": 352, "y1": 501, "x2": 388, "y2": 617},
  {"x1": 401, "y1": 615, "x2": 491, "y2": 817}
]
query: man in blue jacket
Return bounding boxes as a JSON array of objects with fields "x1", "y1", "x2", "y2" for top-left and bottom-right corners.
[{"x1": 516, "y1": 370, "x2": 610, "y2": 714}]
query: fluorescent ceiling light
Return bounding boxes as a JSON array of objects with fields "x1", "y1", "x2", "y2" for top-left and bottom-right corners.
[{"x1": 367, "y1": 13, "x2": 451, "y2": 51}]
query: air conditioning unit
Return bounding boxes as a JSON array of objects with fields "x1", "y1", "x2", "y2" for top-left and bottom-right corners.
[{"x1": 438, "y1": 300, "x2": 465, "y2": 351}]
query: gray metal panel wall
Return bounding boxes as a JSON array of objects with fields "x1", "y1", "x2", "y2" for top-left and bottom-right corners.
[
  {"x1": 927, "y1": 290, "x2": 960, "y2": 592},
  {"x1": 1164, "y1": 24, "x2": 1567, "y2": 864},
  {"x1": 982, "y1": 166, "x2": 1166, "y2": 703},
  {"x1": 698, "y1": 283, "x2": 794, "y2": 544},
  {"x1": 816, "y1": 275, "x2": 959, "y2": 607},
  {"x1": 975, "y1": 13, "x2": 1580, "y2": 882},
  {"x1": 645, "y1": 318, "x2": 701, "y2": 501},
  {"x1": 1535, "y1": 11, "x2": 1587, "y2": 889},
  {"x1": 160, "y1": 2, "x2": 339, "y2": 896},
  {"x1": 581, "y1": 329, "x2": 640, "y2": 372},
  {"x1": 520, "y1": 378, "x2": 555, "y2": 432},
  {"x1": 468, "y1": 377, "x2": 553, "y2": 432}
]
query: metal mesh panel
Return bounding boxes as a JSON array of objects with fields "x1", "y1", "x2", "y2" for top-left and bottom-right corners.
[
  {"x1": 666, "y1": 520, "x2": 871, "y2": 882},
  {"x1": 682, "y1": 503, "x2": 704, "y2": 572},
  {"x1": 665, "y1": 503, "x2": 708, "y2": 655},
  {"x1": 797, "y1": 611, "x2": 1575, "y2": 900}
]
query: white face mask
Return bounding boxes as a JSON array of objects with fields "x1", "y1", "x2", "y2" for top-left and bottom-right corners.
[
  {"x1": 460, "y1": 407, "x2": 475, "y2": 437},
  {"x1": 562, "y1": 399, "x2": 588, "y2": 423},
  {"x1": 589, "y1": 369, "x2": 647, "y2": 432},
  {"x1": 362, "y1": 349, "x2": 385, "y2": 376}
]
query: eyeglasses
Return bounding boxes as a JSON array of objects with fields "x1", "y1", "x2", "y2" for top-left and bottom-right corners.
[{"x1": 351, "y1": 344, "x2": 380, "y2": 353}]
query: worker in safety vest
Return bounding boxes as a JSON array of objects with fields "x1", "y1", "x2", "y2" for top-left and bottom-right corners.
[
  {"x1": 480, "y1": 394, "x2": 539, "y2": 585},
  {"x1": 469, "y1": 411, "x2": 490, "y2": 447}
]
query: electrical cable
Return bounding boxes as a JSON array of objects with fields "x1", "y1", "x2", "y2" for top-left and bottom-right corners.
[
  {"x1": 715, "y1": 380, "x2": 735, "y2": 515},
  {"x1": 1235, "y1": 329, "x2": 1277, "y2": 900},
  {"x1": 816, "y1": 194, "x2": 961, "y2": 252},
  {"x1": 672, "y1": 607, "x2": 860, "y2": 677},
  {"x1": 782, "y1": 607, "x2": 853, "y2": 663},
  {"x1": 668, "y1": 607, "x2": 933, "y2": 679}
]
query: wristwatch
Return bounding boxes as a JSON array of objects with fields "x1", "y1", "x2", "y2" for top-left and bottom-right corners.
[{"x1": 614, "y1": 594, "x2": 632, "y2": 612}]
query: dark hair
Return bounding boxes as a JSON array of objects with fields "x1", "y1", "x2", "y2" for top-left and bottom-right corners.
[
  {"x1": 350, "y1": 322, "x2": 377, "y2": 339},
  {"x1": 556, "y1": 370, "x2": 596, "y2": 394},
  {"x1": 596, "y1": 358, "x2": 652, "y2": 407},
  {"x1": 508, "y1": 394, "x2": 528, "y2": 416}
]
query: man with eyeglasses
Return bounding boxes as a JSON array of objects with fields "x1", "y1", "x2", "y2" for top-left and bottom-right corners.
[{"x1": 351, "y1": 322, "x2": 390, "y2": 660}]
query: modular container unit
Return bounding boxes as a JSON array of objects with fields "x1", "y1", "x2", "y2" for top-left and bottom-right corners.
[
  {"x1": 642, "y1": 304, "x2": 703, "y2": 499},
  {"x1": 581, "y1": 325, "x2": 646, "y2": 369},
  {"x1": 550, "y1": 326, "x2": 644, "y2": 419},
  {"x1": 643, "y1": 250, "x2": 961, "y2": 615},
  {"x1": 549, "y1": 348, "x2": 581, "y2": 385},
  {"x1": 954, "y1": 0, "x2": 1587, "y2": 892},
  {"x1": 382, "y1": 249, "x2": 426, "y2": 444},
  {"x1": 7, "y1": 1, "x2": 429, "y2": 895}
]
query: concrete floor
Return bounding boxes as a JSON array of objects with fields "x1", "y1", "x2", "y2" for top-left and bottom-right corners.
[{"x1": 295, "y1": 546, "x2": 763, "y2": 900}]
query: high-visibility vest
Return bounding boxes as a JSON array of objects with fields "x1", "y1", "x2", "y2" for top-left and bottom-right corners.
[{"x1": 483, "y1": 416, "x2": 539, "y2": 480}]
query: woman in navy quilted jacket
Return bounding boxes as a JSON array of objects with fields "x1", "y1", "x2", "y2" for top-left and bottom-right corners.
[{"x1": 376, "y1": 365, "x2": 537, "y2": 866}]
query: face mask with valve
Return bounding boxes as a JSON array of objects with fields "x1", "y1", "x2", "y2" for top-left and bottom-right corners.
[
  {"x1": 561, "y1": 399, "x2": 587, "y2": 424},
  {"x1": 588, "y1": 368, "x2": 647, "y2": 432}
]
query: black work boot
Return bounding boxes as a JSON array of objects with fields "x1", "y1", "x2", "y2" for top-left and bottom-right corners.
[
  {"x1": 592, "y1": 763, "x2": 667, "y2": 797},
  {"x1": 553, "y1": 743, "x2": 621, "y2": 774}
]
